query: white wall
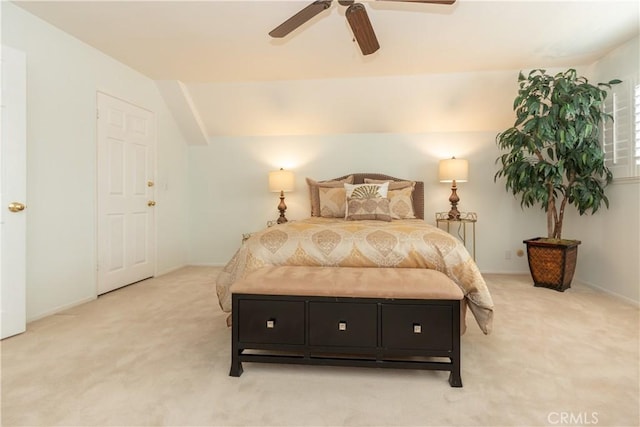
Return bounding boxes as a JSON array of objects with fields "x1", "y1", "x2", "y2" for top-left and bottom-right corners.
[
  {"x1": 571, "y1": 35, "x2": 640, "y2": 303},
  {"x1": 187, "y1": 70, "x2": 522, "y2": 138},
  {"x1": 188, "y1": 129, "x2": 542, "y2": 275},
  {"x1": 3, "y1": 2, "x2": 637, "y2": 324},
  {"x1": 1, "y1": 2, "x2": 190, "y2": 321},
  {"x1": 188, "y1": 47, "x2": 639, "y2": 303}
]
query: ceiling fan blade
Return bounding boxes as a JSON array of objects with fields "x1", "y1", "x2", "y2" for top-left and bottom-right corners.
[
  {"x1": 378, "y1": 0, "x2": 456, "y2": 4},
  {"x1": 269, "y1": 0, "x2": 333, "y2": 38},
  {"x1": 345, "y1": 3, "x2": 380, "y2": 55}
]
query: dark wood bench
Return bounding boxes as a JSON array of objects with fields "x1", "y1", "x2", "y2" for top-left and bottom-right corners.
[{"x1": 229, "y1": 266, "x2": 464, "y2": 387}]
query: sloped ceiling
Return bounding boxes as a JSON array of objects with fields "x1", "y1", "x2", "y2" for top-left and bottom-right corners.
[{"x1": 14, "y1": 0, "x2": 640, "y2": 142}]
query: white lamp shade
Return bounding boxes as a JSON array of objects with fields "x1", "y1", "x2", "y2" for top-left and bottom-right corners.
[
  {"x1": 438, "y1": 158, "x2": 469, "y2": 183},
  {"x1": 269, "y1": 169, "x2": 295, "y2": 192}
]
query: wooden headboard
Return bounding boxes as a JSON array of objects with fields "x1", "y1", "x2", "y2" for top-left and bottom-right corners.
[{"x1": 332, "y1": 173, "x2": 425, "y2": 220}]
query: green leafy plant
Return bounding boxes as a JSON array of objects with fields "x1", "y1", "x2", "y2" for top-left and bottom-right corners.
[{"x1": 495, "y1": 69, "x2": 620, "y2": 240}]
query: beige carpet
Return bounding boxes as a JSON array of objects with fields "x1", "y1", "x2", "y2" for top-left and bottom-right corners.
[{"x1": 1, "y1": 266, "x2": 638, "y2": 427}]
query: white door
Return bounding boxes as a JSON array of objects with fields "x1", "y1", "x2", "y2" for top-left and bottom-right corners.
[
  {"x1": 97, "y1": 92, "x2": 156, "y2": 295},
  {"x1": 1, "y1": 46, "x2": 27, "y2": 339}
]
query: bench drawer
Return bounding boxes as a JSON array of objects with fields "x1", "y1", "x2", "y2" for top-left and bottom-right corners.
[
  {"x1": 309, "y1": 302, "x2": 377, "y2": 347},
  {"x1": 381, "y1": 304, "x2": 453, "y2": 351},
  {"x1": 238, "y1": 299, "x2": 305, "y2": 345}
]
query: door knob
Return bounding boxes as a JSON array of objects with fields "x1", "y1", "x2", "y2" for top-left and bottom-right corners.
[
  {"x1": 147, "y1": 201, "x2": 156, "y2": 207},
  {"x1": 8, "y1": 202, "x2": 26, "y2": 212}
]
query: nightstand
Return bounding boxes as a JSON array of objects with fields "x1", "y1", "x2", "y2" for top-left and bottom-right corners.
[{"x1": 436, "y1": 212, "x2": 477, "y2": 261}]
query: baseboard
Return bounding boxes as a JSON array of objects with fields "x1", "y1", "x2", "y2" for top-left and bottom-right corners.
[
  {"x1": 479, "y1": 269, "x2": 530, "y2": 275},
  {"x1": 575, "y1": 277, "x2": 640, "y2": 307},
  {"x1": 155, "y1": 263, "x2": 226, "y2": 276},
  {"x1": 188, "y1": 262, "x2": 227, "y2": 267},
  {"x1": 188, "y1": 265, "x2": 532, "y2": 275},
  {"x1": 481, "y1": 270, "x2": 639, "y2": 306},
  {"x1": 155, "y1": 264, "x2": 189, "y2": 277},
  {"x1": 26, "y1": 295, "x2": 97, "y2": 323}
]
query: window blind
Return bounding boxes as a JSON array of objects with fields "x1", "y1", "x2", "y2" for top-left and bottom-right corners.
[
  {"x1": 601, "y1": 78, "x2": 638, "y2": 179},
  {"x1": 634, "y1": 83, "x2": 640, "y2": 176}
]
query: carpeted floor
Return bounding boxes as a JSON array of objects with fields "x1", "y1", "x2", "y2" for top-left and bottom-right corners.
[{"x1": 1, "y1": 266, "x2": 638, "y2": 426}]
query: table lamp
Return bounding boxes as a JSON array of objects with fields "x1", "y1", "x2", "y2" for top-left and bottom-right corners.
[
  {"x1": 438, "y1": 157, "x2": 468, "y2": 220},
  {"x1": 269, "y1": 168, "x2": 295, "y2": 224}
]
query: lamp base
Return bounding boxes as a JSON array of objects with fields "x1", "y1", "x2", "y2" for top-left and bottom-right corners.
[
  {"x1": 276, "y1": 191, "x2": 288, "y2": 224},
  {"x1": 447, "y1": 208, "x2": 461, "y2": 221},
  {"x1": 447, "y1": 181, "x2": 461, "y2": 220}
]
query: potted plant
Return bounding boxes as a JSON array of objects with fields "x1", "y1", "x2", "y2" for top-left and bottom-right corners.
[{"x1": 495, "y1": 68, "x2": 620, "y2": 291}]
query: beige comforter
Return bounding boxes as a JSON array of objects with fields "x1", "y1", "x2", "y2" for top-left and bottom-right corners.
[{"x1": 216, "y1": 218, "x2": 494, "y2": 334}]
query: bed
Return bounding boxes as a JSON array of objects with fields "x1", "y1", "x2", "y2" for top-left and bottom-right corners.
[{"x1": 216, "y1": 173, "x2": 494, "y2": 335}]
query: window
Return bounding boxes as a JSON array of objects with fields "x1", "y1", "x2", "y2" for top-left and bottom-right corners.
[{"x1": 601, "y1": 77, "x2": 640, "y2": 179}]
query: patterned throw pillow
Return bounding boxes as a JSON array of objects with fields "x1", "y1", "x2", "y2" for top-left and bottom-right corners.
[
  {"x1": 346, "y1": 196, "x2": 392, "y2": 221},
  {"x1": 388, "y1": 185, "x2": 416, "y2": 219},
  {"x1": 344, "y1": 182, "x2": 389, "y2": 199},
  {"x1": 319, "y1": 186, "x2": 347, "y2": 218},
  {"x1": 306, "y1": 176, "x2": 354, "y2": 217},
  {"x1": 364, "y1": 179, "x2": 416, "y2": 219},
  {"x1": 344, "y1": 182, "x2": 389, "y2": 218}
]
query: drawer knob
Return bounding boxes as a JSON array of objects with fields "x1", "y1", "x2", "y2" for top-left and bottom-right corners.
[
  {"x1": 413, "y1": 323, "x2": 422, "y2": 334},
  {"x1": 338, "y1": 321, "x2": 347, "y2": 331},
  {"x1": 266, "y1": 319, "x2": 276, "y2": 329}
]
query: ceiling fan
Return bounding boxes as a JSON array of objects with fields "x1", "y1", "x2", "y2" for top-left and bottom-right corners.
[{"x1": 269, "y1": 0, "x2": 456, "y2": 56}]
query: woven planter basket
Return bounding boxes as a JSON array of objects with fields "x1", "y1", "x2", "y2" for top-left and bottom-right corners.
[{"x1": 524, "y1": 238, "x2": 581, "y2": 292}]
